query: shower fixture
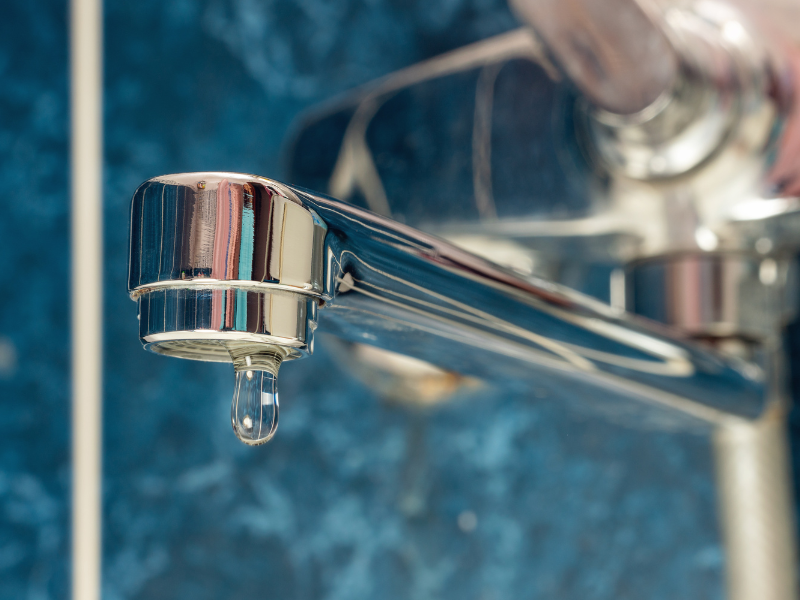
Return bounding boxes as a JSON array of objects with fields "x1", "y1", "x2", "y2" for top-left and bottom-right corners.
[{"x1": 128, "y1": 0, "x2": 800, "y2": 597}]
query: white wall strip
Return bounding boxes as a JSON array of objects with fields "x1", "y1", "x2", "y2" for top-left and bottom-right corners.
[{"x1": 70, "y1": 0, "x2": 103, "y2": 597}]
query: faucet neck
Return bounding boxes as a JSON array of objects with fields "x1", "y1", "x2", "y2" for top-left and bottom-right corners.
[{"x1": 227, "y1": 344, "x2": 285, "y2": 376}]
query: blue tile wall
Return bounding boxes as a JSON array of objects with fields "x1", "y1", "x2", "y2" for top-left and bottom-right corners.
[
  {"x1": 0, "y1": 0, "x2": 70, "y2": 597},
  {"x1": 0, "y1": 0, "x2": 740, "y2": 598}
]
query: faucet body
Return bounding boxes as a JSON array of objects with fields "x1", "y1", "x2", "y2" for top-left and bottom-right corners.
[{"x1": 130, "y1": 173, "x2": 771, "y2": 430}]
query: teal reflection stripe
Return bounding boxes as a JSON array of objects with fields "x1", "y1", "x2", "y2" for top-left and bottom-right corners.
[
  {"x1": 235, "y1": 204, "x2": 255, "y2": 330},
  {"x1": 234, "y1": 289, "x2": 248, "y2": 331},
  {"x1": 238, "y1": 204, "x2": 255, "y2": 279}
]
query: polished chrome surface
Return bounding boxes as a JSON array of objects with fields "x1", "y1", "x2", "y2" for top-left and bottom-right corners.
[
  {"x1": 129, "y1": 173, "x2": 775, "y2": 429},
  {"x1": 129, "y1": 173, "x2": 327, "y2": 296},
  {"x1": 627, "y1": 253, "x2": 795, "y2": 343},
  {"x1": 137, "y1": 287, "x2": 318, "y2": 360},
  {"x1": 128, "y1": 174, "x2": 327, "y2": 361}
]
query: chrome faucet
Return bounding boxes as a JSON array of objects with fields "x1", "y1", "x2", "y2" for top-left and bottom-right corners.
[
  {"x1": 128, "y1": 1, "x2": 800, "y2": 598},
  {"x1": 129, "y1": 171, "x2": 771, "y2": 428}
]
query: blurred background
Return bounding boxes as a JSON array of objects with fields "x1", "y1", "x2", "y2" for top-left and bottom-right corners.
[{"x1": 3, "y1": 0, "x2": 788, "y2": 598}]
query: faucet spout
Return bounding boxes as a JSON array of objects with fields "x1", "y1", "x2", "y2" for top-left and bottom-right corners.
[{"x1": 129, "y1": 172, "x2": 770, "y2": 436}]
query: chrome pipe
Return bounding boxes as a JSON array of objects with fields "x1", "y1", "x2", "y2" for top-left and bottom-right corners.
[{"x1": 715, "y1": 403, "x2": 799, "y2": 600}]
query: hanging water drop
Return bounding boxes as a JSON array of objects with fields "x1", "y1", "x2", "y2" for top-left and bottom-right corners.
[
  {"x1": 228, "y1": 349, "x2": 283, "y2": 446},
  {"x1": 231, "y1": 369, "x2": 279, "y2": 445}
]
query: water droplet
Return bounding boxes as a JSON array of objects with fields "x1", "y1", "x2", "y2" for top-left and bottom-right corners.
[{"x1": 231, "y1": 369, "x2": 279, "y2": 445}]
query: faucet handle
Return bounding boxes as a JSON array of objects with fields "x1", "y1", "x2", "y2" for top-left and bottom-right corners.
[
  {"x1": 513, "y1": 0, "x2": 797, "y2": 189},
  {"x1": 510, "y1": 0, "x2": 677, "y2": 116}
]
